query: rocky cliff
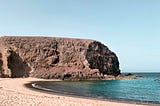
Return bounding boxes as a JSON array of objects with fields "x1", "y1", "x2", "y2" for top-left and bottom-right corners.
[{"x1": 0, "y1": 36, "x2": 120, "y2": 79}]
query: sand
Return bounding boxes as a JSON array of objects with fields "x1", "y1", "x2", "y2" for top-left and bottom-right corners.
[{"x1": 0, "y1": 78, "x2": 148, "y2": 106}]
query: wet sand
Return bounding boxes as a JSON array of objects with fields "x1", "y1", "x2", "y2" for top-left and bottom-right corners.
[{"x1": 0, "y1": 78, "x2": 151, "y2": 106}]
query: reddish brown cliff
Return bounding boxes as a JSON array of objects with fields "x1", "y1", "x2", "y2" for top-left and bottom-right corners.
[{"x1": 0, "y1": 36, "x2": 120, "y2": 79}]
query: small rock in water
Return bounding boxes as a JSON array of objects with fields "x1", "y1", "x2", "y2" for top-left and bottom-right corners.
[{"x1": 154, "y1": 79, "x2": 160, "y2": 82}]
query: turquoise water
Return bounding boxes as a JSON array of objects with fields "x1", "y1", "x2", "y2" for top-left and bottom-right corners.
[{"x1": 33, "y1": 73, "x2": 160, "y2": 103}]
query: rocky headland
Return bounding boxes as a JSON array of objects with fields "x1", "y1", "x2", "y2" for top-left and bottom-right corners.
[{"x1": 0, "y1": 36, "x2": 121, "y2": 80}]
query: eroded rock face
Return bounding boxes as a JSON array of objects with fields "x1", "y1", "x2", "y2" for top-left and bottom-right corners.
[
  {"x1": 0, "y1": 53, "x2": 3, "y2": 77},
  {"x1": 86, "y1": 41, "x2": 120, "y2": 76},
  {"x1": 0, "y1": 36, "x2": 120, "y2": 79}
]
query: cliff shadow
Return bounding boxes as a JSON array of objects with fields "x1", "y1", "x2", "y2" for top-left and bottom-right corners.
[
  {"x1": 7, "y1": 50, "x2": 31, "y2": 78},
  {"x1": 0, "y1": 52, "x2": 3, "y2": 77}
]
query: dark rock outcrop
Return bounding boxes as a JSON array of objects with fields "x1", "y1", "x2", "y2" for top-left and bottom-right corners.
[
  {"x1": 0, "y1": 36, "x2": 120, "y2": 79},
  {"x1": 0, "y1": 52, "x2": 3, "y2": 77},
  {"x1": 86, "y1": 41, "x2": 120, "y2": 76}
]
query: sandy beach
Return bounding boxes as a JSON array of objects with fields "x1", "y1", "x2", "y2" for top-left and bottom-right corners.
[{"x1": 0, "y1": 78, "x2": 148, "y2": 106}]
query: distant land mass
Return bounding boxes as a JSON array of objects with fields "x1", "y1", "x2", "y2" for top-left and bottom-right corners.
[{"x1": 0, "y1": 36, "x2": 120, "y2": 80}]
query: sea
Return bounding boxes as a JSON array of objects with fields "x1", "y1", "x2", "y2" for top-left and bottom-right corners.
[{"x1": 32, "y1": 73, "x2": 160, "y2": 104}]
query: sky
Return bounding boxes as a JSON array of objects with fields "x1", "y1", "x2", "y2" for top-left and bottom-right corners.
[{"x1": 0, "y1": 0, "x2": 160, "y2": 72}]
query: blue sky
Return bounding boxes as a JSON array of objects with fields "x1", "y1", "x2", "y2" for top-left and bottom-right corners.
[{"x1": 0, "y1": 0, "x2": 160, "y2": 72}]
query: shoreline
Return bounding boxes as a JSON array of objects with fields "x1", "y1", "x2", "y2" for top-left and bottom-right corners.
[
  {"x1": 0, "y1": 78, "x2": 158, "y2": 106},
  {"x1": 26, "y1": 81, "x2": 160, "y2": 106}
]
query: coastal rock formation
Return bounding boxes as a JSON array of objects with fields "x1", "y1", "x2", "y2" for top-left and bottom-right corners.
[{"x1": 0, "y1": 36, "x2": 120, "y2": 79}]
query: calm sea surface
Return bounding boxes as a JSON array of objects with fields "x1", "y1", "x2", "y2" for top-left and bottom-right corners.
[{"x1": 32, "y1": 73, "x2": 160, "y2": 103}]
